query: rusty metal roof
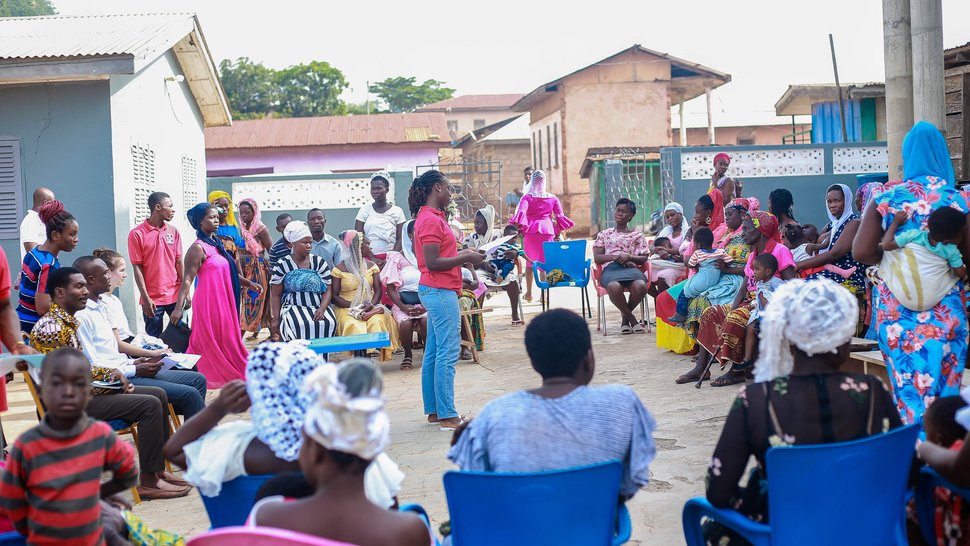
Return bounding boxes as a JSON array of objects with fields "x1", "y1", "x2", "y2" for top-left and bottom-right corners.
[
  {"x1": 0, "y1": 13, "x2": 194, "y2": 60},
  {"x1": 418, "y1": 94, "x2": 524, "y2": 112},
  {"x1": 205, "y1": 112, "x2": 451, "y2": 149}
]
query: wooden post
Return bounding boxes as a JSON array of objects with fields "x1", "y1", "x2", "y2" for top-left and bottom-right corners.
[
  {"x1": 705, "y1": 87, "x2": 715, "y2": 145},
  {"x1": 830, "y1": 34, "x2": 849, "y2": 143},
  {"x1": 679, "y1": 100, "x2": 687, "y2": 147}
]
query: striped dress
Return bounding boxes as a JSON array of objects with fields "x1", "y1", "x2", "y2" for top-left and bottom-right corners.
[
  {"x1": 270, "y1": 254, "x2": 337, "y2": 341},
  {"x1": 0, "y1": 417, "x2": 138, "y2": 545},
  {"x1": 16, "y1": 247, "x2": 59, "y2": 333}
]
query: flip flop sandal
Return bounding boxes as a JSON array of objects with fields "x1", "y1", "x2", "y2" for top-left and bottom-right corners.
[
  {"x1": 620, "y1": 324, "x2": 633, "y2": 334},
  {"x1": 710, "y1": 372, "x2": 747, "y2": 387},
  {"x1": 510, "y1": 319, "x2": 525, "y2": 326},
  {"x1": 632, "y1": 323, "x2": 646, "y2": 333},
  {"x1": 675, "y1": 371, "x2": 711, "y2": 384},
  {"x1": 400, "y1": 357, "x2": 413, "y2": 370},
  {"x1": 440, "y1": 417, "x2": 467, "y2": 431}
]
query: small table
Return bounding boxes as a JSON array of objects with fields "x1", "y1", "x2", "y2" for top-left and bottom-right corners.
[
  {"x1": 843, "y1": 350, "x2": 890, "y2": 385},
  {"x1": 848, "y1": 337, "x2": 879, "y2": 352},
  {"x1": 306, "y1": 332, "x2": 391, "y2": 357}
]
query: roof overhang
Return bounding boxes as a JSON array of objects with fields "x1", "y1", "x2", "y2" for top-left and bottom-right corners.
[
  {"x1": 774, "y1": 83, "x2": 885, "y2": 116},
  {"x1": 452, "y1": 114, "x2": 523, "y2": 147},
  {"x1": 514, "y1": 45, "x2": 731, "y2": 113}
]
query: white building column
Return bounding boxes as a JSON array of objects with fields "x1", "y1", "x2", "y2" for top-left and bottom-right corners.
[
  {"x1": 679, "y1": 100, "x2": 687, "y2": 147},
  {"x1": 882, "y1": 0, "x2": 914, "y2": 179},
  {"x1": 705, "y1": 87, "x2": 715, "y2": 145},
  {"x1": 911, "y1": 0, "x2": 945, "y2": 129}
]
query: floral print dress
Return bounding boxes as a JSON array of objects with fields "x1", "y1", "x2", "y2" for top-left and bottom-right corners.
[
  {"x1": 873, "y1": 178, "x2": 970, "y2": 425},
  {"x1": 704, "y1": 373, "x2": 902, "y2": 544}
]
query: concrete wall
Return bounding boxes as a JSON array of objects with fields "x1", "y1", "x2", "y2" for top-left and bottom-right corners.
[
  {"x1": 672, "y1": 124, "x2": 812, "y2": 146},
  {"x1": 442, "y1": 109, "x2": 517, "y2": 140},
  {"x1": 529, "y1": 110, "x2": 564, "y2": 194},
  {"x1": 205, "y1": 144, "x2": 442, "y2": 177},
  {"x1": 207, "y1": 170, "x2": 415, "y2": 239},
  {"x1": 0, "y1": 80, "x2": 114, "y2": 306},
  {"x1": 108, "y1": 50, "x2": 208, "y2": 333}
]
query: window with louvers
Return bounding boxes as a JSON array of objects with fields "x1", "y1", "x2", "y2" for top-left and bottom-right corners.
[
  {"x1": 131, "y1": 144, "x2": 155, "y2": 222},
  {"x1": 0, "y1": 140, "x2": 24, "y2": 240},
  {"x1": 182, "y1": 156, "x2": 199, "y2": 208}
]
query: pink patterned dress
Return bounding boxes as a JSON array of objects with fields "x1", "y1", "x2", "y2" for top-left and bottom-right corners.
[
  {"x1": 187, "y1": 240, "x2": 248, "y2": 388},
  {"x1": 511, "y1": 195, "x2": 574, "y2": 262}
]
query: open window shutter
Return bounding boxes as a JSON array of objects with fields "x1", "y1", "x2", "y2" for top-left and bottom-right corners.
[{"x1": 0, "y1": 140, "x2": 23, "y2": 240}]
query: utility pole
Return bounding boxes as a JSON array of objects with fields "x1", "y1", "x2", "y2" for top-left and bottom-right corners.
[
  {"x1": 882, "y1": 0, "x2": 914, "y2": 179},
  {"x1": 829, "y1": 34, "x2": 848, "y2": 143}
]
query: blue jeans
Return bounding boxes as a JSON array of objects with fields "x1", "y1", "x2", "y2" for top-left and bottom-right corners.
[
  {"x1": 130, "y1": 369, "x2": 207, "y2": 418},
  {"x1": 144, "y1": 302, "x2": 177, "y2": 338},
  {"x1": 418, "y1": 285, "x2": 460, "y2": 419}
]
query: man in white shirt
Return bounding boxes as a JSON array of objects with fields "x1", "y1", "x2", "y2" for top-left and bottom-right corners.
[
  {"x1": 72, "y1": 256, "x2": 207, "y2": 418},
  {"x1": 19, "y1": 187, "x2": 54, "y2": 263}
]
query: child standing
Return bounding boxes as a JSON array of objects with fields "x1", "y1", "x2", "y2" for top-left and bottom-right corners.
[
  {"x1": 670, "y1": 228, "x2": 729, "y2": 324},
  {"x1": 0, "y1": 348, "x2": 138, "y2": 546},
  {"x1": 883, "y1": 206, "x2": 968, "y2": 280},
  {"x1": 737, "y1": 254, "x2": 782, "y2": 371}
]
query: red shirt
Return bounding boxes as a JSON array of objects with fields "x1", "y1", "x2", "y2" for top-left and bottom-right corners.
[
  {"x1": 0, "y1": 245, "x2": 10, "y2": 301},
  {"x1": 127, "y1": 220, "x2": 182, "y2": 305},
  {"x1": 415, "y1": 206, "x2": 461, "y2": 291}
]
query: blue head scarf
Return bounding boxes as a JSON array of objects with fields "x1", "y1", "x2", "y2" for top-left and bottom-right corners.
[
  {"x1": 902, "y1": 121, "x2": 956, "y2": 185},
  {"x1": 187, "y1": 202, "x2": 242, "y2": 310}
]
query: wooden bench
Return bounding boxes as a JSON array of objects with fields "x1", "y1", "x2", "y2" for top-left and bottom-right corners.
[
  {"x1": 306, "y1": 332, "x2": 391, "y2": 358},
  {"x1": 848, "y1": 337, "x2": 879, "y2": 352},
  {"x1": 460, "y1": 307, "x2": 493, "y2": 364}
]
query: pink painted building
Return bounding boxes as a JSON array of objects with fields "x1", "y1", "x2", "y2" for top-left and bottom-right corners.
[{"x1": 204, "y1": 112, "x2": 450, "y2": 176}]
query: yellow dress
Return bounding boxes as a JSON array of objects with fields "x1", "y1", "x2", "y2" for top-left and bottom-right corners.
[{"x1": 332, "y1": 264, "x2": 400, "y2": 361}]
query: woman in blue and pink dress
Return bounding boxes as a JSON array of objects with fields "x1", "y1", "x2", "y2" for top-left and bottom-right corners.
[
  {"x1": 853, "y1": 121, "x2": 970, "y2": 427},
  {"x1": 510, "y1": 169, "x2": 574, "y2": 269}
]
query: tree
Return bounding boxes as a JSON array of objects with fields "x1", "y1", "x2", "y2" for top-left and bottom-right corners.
[
  {"x1": 0, "y1": 0, "x2": 56, "y2": 16},
  {"x1": 368, "y1": 77, "x2": 455, "y2": 113},
  {"x1": 275, "y1": 61, "x2": 349, "y2": 118},
  {"x1": 218, "y1": 57, "x2": 278, "y2": 120},
  {"x1": 346, "y1": 100, "x2": 386, "y2": 115}
]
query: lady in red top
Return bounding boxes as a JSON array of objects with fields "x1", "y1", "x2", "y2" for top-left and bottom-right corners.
[{"x1": 408, "y1": 171, "x2": 484, "y2": 431}]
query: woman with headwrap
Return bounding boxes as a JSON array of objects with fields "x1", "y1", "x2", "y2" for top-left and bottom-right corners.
[
  {"x1": 648, "y1": 202, "x2": 687, "y2": 296},
  {"x1": 465, "y1": 204, "x2": 523, "y2": 325},
  {"x1": 207, "y1": 191, "x2": 246, "y2": 261},
  {"x1": 171, "y1": 203, "x2": 250, "y2": 388},
  {"x1": 331, "y1": 231, "x2": 400, "y2": 361},
  {"x1": 238, "y1": 198, "x2": 273, "y2": 339},
  {"x1": 510, "y1": 169, "x2": 575, "y2": 266},
  {"x1": 853, "y1": 121, "x2": 970, "y2": 427},
  {"x1": 710, "y1": 152, "x2": 742, "y2": 205},
  {"x1": 268, "y1": 220, "x2": 337, "y2": 343},
  {"x1": 248, "y1": 357, "x2": 432, "y2": 546},
  {"x1": 703, "y1": 279, "x2": 901, "y2": 544},
  {"x1": 677, "y1": 211, "x2": 796, "y2": 386},
  {"x1": 796, "y1": 183, "x2": 867, "y2": 295},
  {"x1": 768, "y1": 188, "x2": 799, "y2": 241},
  {"x1": 380, "y1": 220, "x2": 428, "y2": 370},
  {"x1": 164, "y1": 346, "x2": 406, "y2": 514},
  {"x1": 16, "y1": 200, "x2": 78, "y2": 332},
  {"x1": 655, "y1": 191, "x2": 744, "y2": 354},
  {"x1": 355, "y1": 171, "x2": 407, "y2": 269}
]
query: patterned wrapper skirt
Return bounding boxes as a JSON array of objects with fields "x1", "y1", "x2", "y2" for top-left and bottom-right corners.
[
  {"x1": 696, "y1": 299, "x2": 752, "y2": 367},
  {"x1": 240, "y1": 255, "x2": 269, "y2": 333}
]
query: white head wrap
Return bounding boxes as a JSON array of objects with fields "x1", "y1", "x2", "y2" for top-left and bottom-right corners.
[
  {"x1": 824, "y1": 184, "x2": 855, "y2": 252},
  {"x1": 284, "y1": 220, "x2": 312, "y2": 243},
  {"x1": 527, "y1": 169, "x2": 549, "y2": 197},
  {"x1": 659, "y1": 202, "x2": 685, "y2": 238},
  {"x1": 302, "y1": 358, "x2": 390, "y2": 461},
  {"x1": 370, "y1": 170, "x2": 391, "y2": 186},
  {"x1": 754, "y1": 278, "x2": 858, "y2": 383}
]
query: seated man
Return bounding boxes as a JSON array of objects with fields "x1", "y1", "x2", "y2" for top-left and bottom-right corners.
[
  {"x1": 72, "y1": 256, "x2": 206, "y2": 419},
  {"x1": 448, "y1": 308, "x2": 657, "y2": 500},
  {"x1": 29, "y1": 267, "x2": 190, "y2": 500}
]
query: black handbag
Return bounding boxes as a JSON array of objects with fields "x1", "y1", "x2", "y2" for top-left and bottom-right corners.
[
  {"x1": 160, "y1": 320, "x2": 192, "y2": 354},
  {"x1": 399, "y1": 291, "x2": 421, "y2": 305}
]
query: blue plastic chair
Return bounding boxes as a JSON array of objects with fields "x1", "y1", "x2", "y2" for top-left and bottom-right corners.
[
  {"x1": 200, "y1": 474, "x2": 274, "y2": 529},
  {"x1": 915, "y1": 466, "x2": 970, "y2": 545},
  {"x1": 443, "y1": 461, "x2": 632, "y2": 545},
  {"x1": 0, "y1": 532, "x2": 25, "y2": 545},
  {"x1": 532, "y1": 240, "x2": 592, "y2": 318},
  {"x1": 682, "y1": 424, "x2": 919, "y2": 546}
]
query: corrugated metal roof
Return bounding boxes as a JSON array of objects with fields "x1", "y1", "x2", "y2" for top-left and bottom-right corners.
[
  {"x1": 0, "y1": 13, "x2": 194, "y2": 60},
  {"x1": 419, "y1": 94, "x2": 524, "y2": 111},
  {"x1": 205, "y1": 113, "x2": 451, "y2": 149}
]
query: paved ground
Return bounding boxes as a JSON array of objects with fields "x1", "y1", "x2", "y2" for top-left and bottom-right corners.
[{"x1": 1, "y1": 288, "x2": 739, "y2": 545}]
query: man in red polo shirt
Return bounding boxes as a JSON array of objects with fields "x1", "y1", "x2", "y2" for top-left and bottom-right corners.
[{"x1": 128, "y1": 192, "x2": 183, "y2": 337}]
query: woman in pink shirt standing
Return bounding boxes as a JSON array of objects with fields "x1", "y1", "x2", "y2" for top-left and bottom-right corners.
[{"x1": 409, "y1": 170, "x2": 484, "y2": 431}]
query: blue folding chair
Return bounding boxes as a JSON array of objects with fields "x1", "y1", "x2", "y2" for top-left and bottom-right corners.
[
  {"x1": 915, "y1": 466, "x2": 970, "y2": 546},
  {"x1": 532, "y1": 240, "x2": 592, "y2": 317},
  {"x1": 200, "y1": 474, "x2": 274, "y2": 529},
  {"x1": 443, "y1": 461, "x2": 632, "y2": 545},
  {"x1": 682, "y1": 424, "x2": 919, "y2": 546}
]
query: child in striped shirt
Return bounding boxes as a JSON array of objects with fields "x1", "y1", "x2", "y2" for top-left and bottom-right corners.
[{"x1": 0, "y1": 348, "x2": 138, "y2": 546}]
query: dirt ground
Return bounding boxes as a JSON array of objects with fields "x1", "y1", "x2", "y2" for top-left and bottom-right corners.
[{"x1": 1, "y1": 289, "x2": 738, "y2": 545}]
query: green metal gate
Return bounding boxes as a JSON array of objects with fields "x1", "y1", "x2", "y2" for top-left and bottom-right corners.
[{"x1": 589, "y1": 154, "x2": 662, "y2": 233}]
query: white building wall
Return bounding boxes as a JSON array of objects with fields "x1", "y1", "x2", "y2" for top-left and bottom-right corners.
[
  {"x1": 109, "y1": 50, "x2": 208, "y2": 333},
  {"x1": 529, "y1": 111, "x2": 564, "y2": 194}
]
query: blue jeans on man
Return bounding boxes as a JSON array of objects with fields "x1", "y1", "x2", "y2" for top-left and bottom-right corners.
[
  {"x1": 418, "y1": 285, "x2": 460, "y2": 420},
  {"x1": 130, "y1": 369, "x2": 207, "y2": 418},
  {"x1": 143, "y1": 302, "x2": 177, "y2": 338}
]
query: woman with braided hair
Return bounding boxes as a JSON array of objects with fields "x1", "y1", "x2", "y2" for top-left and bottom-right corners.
[
  {"x1": 703, "y1": 279, "x2": 901, "y2": 544},
  {"x1": 410, "y1": 170, "x2": 485, "y2": 431},
  {"x1": 330, "y1": 230, "x2": 399, "y2": 361},
  {"x1": 16, "y1": 200, "x2": 78, "y2": 332}
]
